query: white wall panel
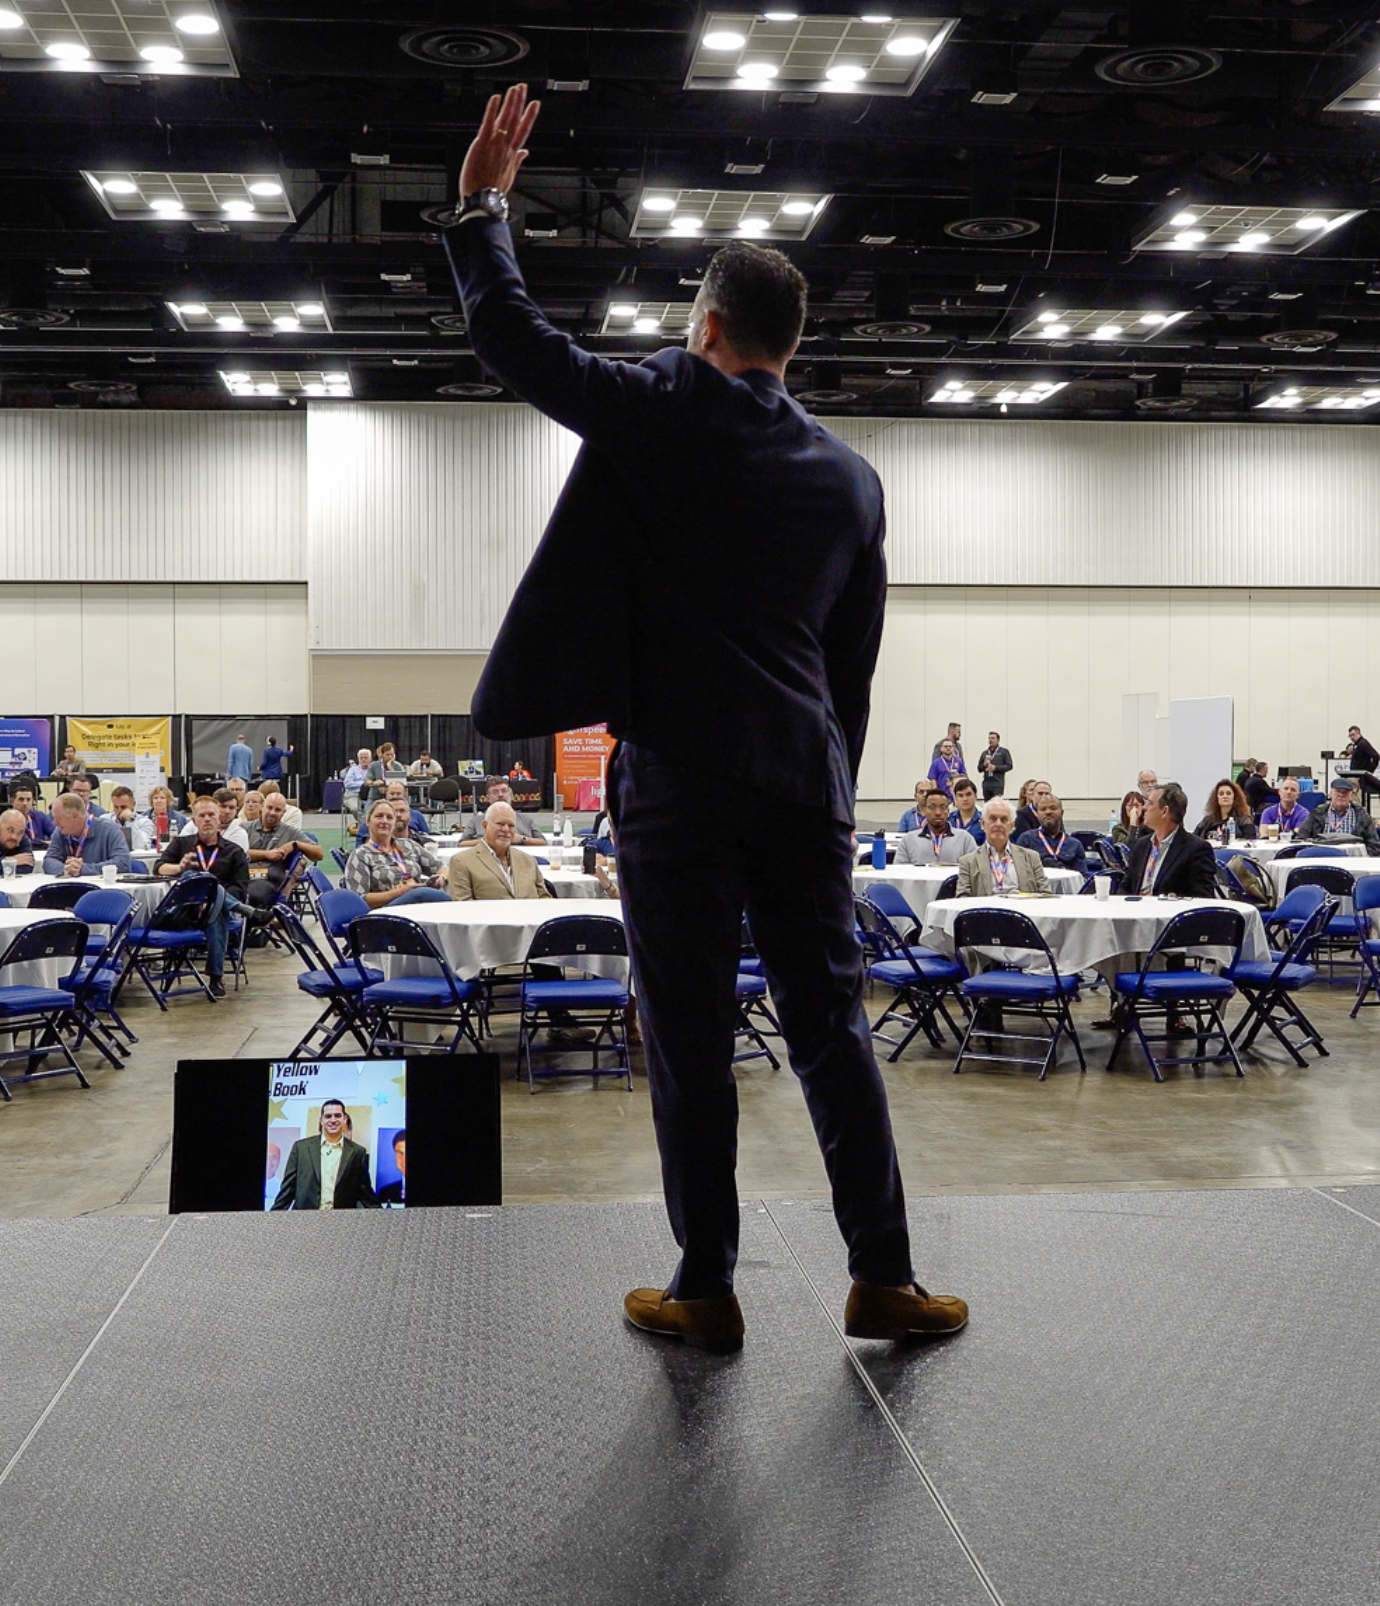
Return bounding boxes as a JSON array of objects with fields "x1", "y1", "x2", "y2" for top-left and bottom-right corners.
[
  {"x1": 0, "y1": 410, "x2": 306, "y2": 583},
  {"x1": 306, "y1": 403, "x2": 580, "y2": 651},
  {"x1": 860, "y1": 585, "x2": 1380, "y2": 804}
]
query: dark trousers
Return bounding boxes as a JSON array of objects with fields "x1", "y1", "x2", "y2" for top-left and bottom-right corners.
[{"x1": 609, "y1": 743, "x2": 913, "y2": 1301}]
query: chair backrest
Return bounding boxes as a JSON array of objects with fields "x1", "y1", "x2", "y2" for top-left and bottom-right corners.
[
  {"x1": 71, "y1": 887, "x2": 136, "y2": 930},
  {"x1": 1081, "y1": 867, "x2": 1125, "y2": 895},
  {"x1": 935, "y1": 872, "x2": 958, "y2": 901},
  {"x1": 1285, "y1": 865, "x2": 1356, "y2": 898},
  {"x1": 331, "y1": 847, "x2": 350, "y2": 874},
  {"x1": 1141, "y1": 906, "x2": 1247, "y2": 977},
  {"x1": 318, "y1": 887, "x2": 369, "y2": 938},
  {"x1": 272, "y1": 901, "x2": 336, "y2": 975},
  {"x1": 348, "y1": 913, "x2": 468, "y2": 1004},
  {"x1": 1272, "y1": 844, "x2": 1304, "y2": 860},
  {"x1": 863, "y1": 882, "x2": 917, "y2": 925},
  {"x1": 27, "y1": 880, "x2": 92, "y2": 912},
  {"x1": 1353, "y1": 874, "x2": 1380, "y2": 917},
  {"x1": 144, "y1": 872, "x2": 220, "y2": 931},
  {"x1": 1213, "y1": 861, "x2": 1249, "y2": 902},
  {"x1": 307, "y1": 867, "x2": 334, "y2": 896},
  {"x1": 1269, "y1": 883, "x2": 1326, "y2": 926},
  {"x1": 951, "y1": 907, "x2": 1062, "y2": 980},
  {"x1": 1297, "y1": 845, "x2": 1347, "y2": 858},
  {"x1": 428, "y1": 778, "x2": 461, "y2": 803},
  {"x1": 0, "y1": 888, "x2": 8, "y2": 908},
  {"x1": 525, "y1": 914, "x2": 628, "y2": 968},
  {"x1": 0, "y1": 916, "x2": 89, "y2": 983},
  {"x1": 1291, "y1": 895, "x2": 1341, "y2": 965},
  {"x1": 857, "y1": 898, "x2": 945, "y2": 980}
]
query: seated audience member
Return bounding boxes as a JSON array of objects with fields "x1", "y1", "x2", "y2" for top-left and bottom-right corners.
[
  {"x1": 0, "y1": 809, "x2": 37, "y2": 872},
  {"x1": 459, "y1": 780, "x2": 544, "y2": 845},
  {"x1": 245, "y1": 790, "x2": 325, "y2": 911},
  {"x1": 1112, "y1": 792, "x2": 1147, "y2": 848},
  {"x1": 341, "y1": 749, "x2": 372, "y2": 821},
  {"x1": 7, "y1": 782, "x2": 52, "y2": 847},
  {"x1": 1013, "y1": 780, "x2": 1052, "y2": 836},
  {"x1": 260, "y1": 736, "x2": 291, "y2": 783},
  {"x1": 43, "y1": 794, "x2": 133, "y2": 877},
  {"x1": 363, "y1": 742, "x2": 407, "y2": 803},
  {"x1": 449, "y1": 804, "x2": 552, "y2": 900},
  {"x1": 956, "y1": 799, "x2": 1050, "y2": 895},
  {"x1": 390, "y1": 800, "x2": 442, "y2": 879},
  {"x1": 53, "y1": 745, "x2": 86, "y2": 778},
  {"x1": 1259, "y1": 777, "x2": 1310, "y2": 835},
  {"x1": 344, "y1": 800, "x2": 449, "y2": 908},
  {"x1": 948, "y1": 776, "x2": 986, "y2": 846},
  {"x1": 256, "y1": 780, "x2": 303, "y2": 831},
  {"x1": 1297, "y1": 777, "x2": 1380, "y2": 850},
  {"x1": 1016, "y1": 793, "x2": 1088, "y2": 875},
  {"x1": 155, "y1": 795, "x2": 251, "y2": 997},
  {"x1": 238, "y1": 790, "x2": 265, "y2": 828},
  {"x1": 897, "y1": 778, "x2": 937, "y2": 834},
  {"x1": 69, "y1": 775, "x2": 106, "y2": 817},
  {"x1": 179, "y1": 787, "x2": 250, "y2": 851},
  {"x1": 927, "y1": 737, "x2": 967, "y2": 801},
  {"x1": 141, "y1": 785, "x2": 187, "y2": 844},
  {"x1": 895, "y1": 788, "x2": 976, "y2": 867},
  {"x1": 1122, "y1": 783, "x2": 1217, "y2": 897},
  {"x1": 225, "y1": 776, "x2": 248, "y2": 807},
  {"x1": 109, "y1": 785, "x2": 154, "y2": 851},
  {"x1": 408, "y1": 750, "x2": 443, "y2": 779},
  {"x1": 1244, "y1": 762, "x2": 1275, "y2": 816},
  {"x1": 1194, "y1": 779, "x2": 1258, "y2": 843},
  {"x1": 356, "y1": 780, "x2": 428, "y2": 845}
]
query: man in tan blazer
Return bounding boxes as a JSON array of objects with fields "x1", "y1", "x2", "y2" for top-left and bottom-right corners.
[
  {"x1": 448, "y1": 803, "x2": 554, "y2": 900},
  {"x1": 956, "y1": 797, "x2": 1051, "y2": 896}
]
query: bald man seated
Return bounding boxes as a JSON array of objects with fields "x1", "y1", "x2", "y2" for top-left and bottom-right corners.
[
  {"x1": 0, "y1": 809, "x2": 37, "y2": 873},
  {"x1": 448, "y1": 804, "x2": 552, "y2": 900}
]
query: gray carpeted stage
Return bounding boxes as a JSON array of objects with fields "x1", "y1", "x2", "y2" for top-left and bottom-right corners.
[{"x1": 4, "y1": 1187, "x2": 1380, "y2": 1606}]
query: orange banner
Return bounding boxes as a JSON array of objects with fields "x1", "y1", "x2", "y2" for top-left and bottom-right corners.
[{"x1": 554, "y1": 725, "x2": 617, "y2": 811}]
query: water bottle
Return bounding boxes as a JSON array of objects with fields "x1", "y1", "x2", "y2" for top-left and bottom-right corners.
[
  {"x1": 871, "y1": 835, "x2": 887, "y2": 869},
  {"x1": 563, "y1": 818, "x2": 574, "y2": 848}
]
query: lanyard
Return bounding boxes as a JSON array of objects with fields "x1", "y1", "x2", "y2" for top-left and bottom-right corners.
[
  {"x1": 1037, "y1": 830, "x2": 1066, "y2": 856},
  {"x1": 384, "y1": 845, "x2": 410, "y2": 878},
  {"x1": 926, "y1": 828, "x2": 947, "y2": 857},
  {"x1": 195, "y1": 843, "x2": 220, "y2": 872},
  {"x1": 989, "y1": 850, "x2": 1015, "y2": 891},
  {"x1": 64, "y1": 827, "x2": 88, "y2": 857},
  {"x1": 1329, "y1": 809, "x2": 1350, "y2": 832},
  {"x1": 1146, "y1": 837, "x2": 1165, "y2": 888}
]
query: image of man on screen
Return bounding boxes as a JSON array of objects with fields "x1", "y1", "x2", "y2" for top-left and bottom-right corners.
[
  {"x1": 377, "y1": 1129, "x2": 407, "y2": 1207},
  {"x1": 271, "y1": 1099, "x2": 379, "y2": 1210}
]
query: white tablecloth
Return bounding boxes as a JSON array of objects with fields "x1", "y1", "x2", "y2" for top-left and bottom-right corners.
[
  {"x1": 0, "y1": 909, "x2": 85, "y2": 989},
  {"x1": 379, "y1": 899, "x2": 628, "y2": 982},
  {"x1": 854, "y1": 864, "x2": 1082, "y2": 920},
  {"x1": 2, "y1": 872, "x2": 168, "y2": 923},
  {"x1": 430, "y1": 847, "x2": 606, "y2": 900},
  {"x1": 1239, "y1": 839, "x2": 1366, "y2": 862},
  {"x1": 1266, "y1": 856, "x2": 1380, "y2": 909},
  {"x1": 919, "y1": 895, "x2": 1270, "y2": 975}
]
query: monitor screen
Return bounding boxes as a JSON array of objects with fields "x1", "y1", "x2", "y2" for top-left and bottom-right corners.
[{"x1": 170, "y1": 1053, "x2": 501, "y2": 1213}]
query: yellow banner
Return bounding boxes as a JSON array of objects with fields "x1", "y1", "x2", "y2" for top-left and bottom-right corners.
[{"x1": 68, "y1": 716, "x2": 172, "y2": 772}]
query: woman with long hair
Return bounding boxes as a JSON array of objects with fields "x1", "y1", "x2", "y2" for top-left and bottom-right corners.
[
  {"x1": 1111, "y1": 791, "x2": 1147, "y2": 847},
  {"x1": 1194, "y1": 779, "x2": 1258, "y2": 842}
]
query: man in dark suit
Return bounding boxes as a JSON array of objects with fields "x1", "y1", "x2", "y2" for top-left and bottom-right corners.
[
  {"x1": 1123, "y1": 782, "x2": 1218, "y2": 898},
  {"x1": 271, "y1": 1099, "x2": 378, "y2": 1210},
  {"x1": 444, "y1": 86, "x2": 965, "y2": 1351}
]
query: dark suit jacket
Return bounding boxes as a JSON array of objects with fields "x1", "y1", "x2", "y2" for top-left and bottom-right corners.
[
  {"x1": 271, "y1": 1136, "x2": 378, "y2": 1211},
  {"x1": 444, "y1": 218, "x2": 886, "y2": 824},
  {"x1": 1123, "y1": 828, "x2": 1218, "y2": 899}
]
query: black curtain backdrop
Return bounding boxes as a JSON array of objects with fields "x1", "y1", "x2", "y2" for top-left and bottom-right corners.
[{"x1": 310, "y1": 716, "x2": 553, "y2": 808}]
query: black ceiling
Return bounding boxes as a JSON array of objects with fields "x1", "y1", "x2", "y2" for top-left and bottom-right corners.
[{"x1": 7, "y1": 1, "x2": 1380, "y2": 420}]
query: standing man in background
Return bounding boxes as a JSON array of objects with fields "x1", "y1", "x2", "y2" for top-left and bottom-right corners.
[
  {"x1": 446, "y1": 85, "x2": 966, "y2": 1352},
  {"x1": 930, "y1": 722, "x2": 964, "y2": 766},
  {"x1": 259, "y1": 736, "x2": 291, "y2": 784},
  {"x1": 977, "y1": 731, "x2": 1012, "y2": 799},
  {"x1": 227, "y1": 734, "x2": 253, "y2": 782}
]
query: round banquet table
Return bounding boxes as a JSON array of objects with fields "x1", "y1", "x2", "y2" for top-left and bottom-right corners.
[
  {"x1": 919, "y1": 894, "x2": 1270, "y2": 975},
  {"x1": 377, "y1": 899, "x2": 629, "y2": 983},
  {"x1": 1265, "y1": 856, "x2": 1380, "y2": 911},
  {"x1": 1236, "y1": 838, "x2": 1366, "y2": 863},
  {"x1": 0, "y1": 909, "x2": 86, "y2": 988},
  {"x1": 853, "y1": 863, "x2": 1082, "y2": 920},
  {"x1": 2, "y1": 871, "x2": 169, "y2": 923}
]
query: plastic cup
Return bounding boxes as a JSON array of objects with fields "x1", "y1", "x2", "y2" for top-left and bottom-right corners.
[
  {"x1": 102, "y1": 863, "x2": 118, "y2": 884},
  {"x1": 1094, "y1": 875, "x2": 1112, "y2": 901},
  {"x1": 1, "y1": 859, "x2": 14, "y2": 879}
]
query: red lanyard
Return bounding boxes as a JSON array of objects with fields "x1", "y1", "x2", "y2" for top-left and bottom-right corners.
[
  {"x1": 196, "y1": 843, "x2": 220, "y2": 872},
  {"x1": 989, "y1": 851, "x2": 1015, "y2": 890},
  {"x1": 926, "y1": 828, "x2": 947, "y2": 855},
  {"x1": 1037, "y1": 831, "x2": 1065, "y2": 856},
  {"x1": 64, "y1": 827, "x2": 89, "y2": 856}
]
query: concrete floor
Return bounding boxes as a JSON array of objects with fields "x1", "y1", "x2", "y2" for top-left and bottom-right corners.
[{"x1": 3, "y1": 911, "x2": 1380, "y2": 1220}]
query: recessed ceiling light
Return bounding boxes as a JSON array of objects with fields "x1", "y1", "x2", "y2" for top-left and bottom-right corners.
[
  {"x1": 177, "y1": 303, "x2": 209, "y2": 317},
  {"x1": 327, "y1": 383, "x2": 350, "y2": 396},
  {"x1": 942, "y1": 380, "x2": 963, "y2": 390},
  {"x1": 780, "y1": 199, "x2": 815, "y2": 216},
  {"x1": 633, "y1": 317, "x2": 661, "y2": 333},
  {"x1": 736, "y1": 61, "x2": 779, "y2": 81},
  {"x1": 861, "y1": 12, "x2": 892, "y2": 20},
  {"x1": 102, "y1": 180, "x2": 139, "y2": 196},
  {"x1": 298, "y1": 303, "x2": 324, "y2": 317},
  {"x1": 1093, "y1": 324, "x2": 1123, "y2": 339},
  {"x1": 1139, "y1": 313, "x2": 1168, "y2": 325},
  {"x1": 1037, "y1": 310, "x2": 1061, "y2": 323},
  {"x1": 45, "y1": 41, "x2": 90, "y2": 60},
  {"x1": 255, "y1": 381, "x2": 279, "y2": 395},
  {"x1": 642, "y1": 196, "x2": 676, "y2": 212},
  {"x1": 1044, "y1": 323, "x2": 1070, "y2": 338},
  {"x1": 273, "y1": 315, "x2": 300, "y2": 331},
  {"x1": 324, "y1": 372, "x2": 349, "y2": 385},
  {"x1": 221, "y1": 201, "x2": 255, "y2": 218},
  {"x1": 737, "y1": 216, "x2": 771, "y2": 234},
  {"x1": 173, "y1": 12, "x2": 220, "y2": 34},
  {"x1": 763, "y1": 9, "x2": 799, "y2": 17},
  {"x1": 1174, "y1": 230, "x2": 1207, "y2": 246},
  {"x1": 884, "y1": 34, "x2": 929, "y2": 56},
  {"x1": 1169, "y1": 211, "x2": 1199, "y2": 227},
  {"x1": 825, "y1": 63, "x2": 868, "y2": 83},
  {"x1": 248, "y1": 180, "x2": 283, "y2": 197},
  {"x1": 608, "y1": 303, "x2": 637, "y2": 317},
  {"x1": 139, "y1": 45, "x2": 184, "y2": 63},
  {"x1": 304, "y1": 383, "x2": 326, "y2": 396},
  {"x1": 223, "y1": 371, "x2": 249, "y2": 384},
  {"x1": 952, "y1": 389, "x2": 974, "y2": 401},
  {"x1": 0, "y1": 9, "x2": 23, "y2": 27},
  {"x1": 216, "y1": 315, "x2": 245, "y2": 330},
  {"x1": 1238, "y1": 231, "x2": 1272, "y2": 248},
  {"x1": 1295, "y1": 215, "x2": 1328, "y2": 231},
  {"x1": 669, "y1": 216, "x2": 703, "y2": 233},
  {"x1": 703, "y1": 29, "x2": 747, "y2": 49}
]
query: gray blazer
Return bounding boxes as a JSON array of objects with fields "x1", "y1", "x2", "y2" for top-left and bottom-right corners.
[{"x1": 955, "y1": 842, "x2": 1050, "y2": 897}]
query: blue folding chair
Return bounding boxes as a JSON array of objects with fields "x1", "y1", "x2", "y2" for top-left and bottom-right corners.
[
  {"x1": 951, "y1": 907, "x2": 1085, "y2": 1080},
  {"x1": 318, "y1": 887, "x2": 370, "y2": 962},
  {"x1": 123, "y1": 873, "x2": 221, "y2": 1007},
  {"x1": 1296, "y1": 845, "x2": 1347, "y2": 858},
  {"x1": 0, "y1": 890, "x2": 8, "y2": 908},
  {"x1": 733, "y1": 971, "x2": 782, "y2": 1069},
  {"x1": 856, "y1": 895, "x2": 966, "y2": 1059},
  {"x1": 274, "y1": 903, "x2": 383, "y2": 1058},
  {"x1": 1264, "y1": 884, "x2": 1326, "y2": 946},
  {"x1": 517, "y1": 915, "x2": 632, "y2": 1091},
  {"x1": 64, "y1": 888, "x2": 140, "y2": 1057},
  {"x1": 1231, "y1": 896, "x2": 1336, "y2": 1066},
  {"x1": 1108, "y1": 906, "x2": 1246, "y2": 1081},
  {"x1": 1282, "y1": 864, "x2": 1359, "y2": 978},
  {"x1": 1349, "y1": 876, "x2": 1380, "y2": 1018},
  {"x1": 331, "y1": 847, "x2": 351, "y2": 875},
  {"x1": 863, "y1": 880, "x2": 920, "y2": 939},
  {"x1": 27, "y1": 880, "x2": 92, "y2": 912},
  {"x1": 0, "y1": 917, "x2": 91, "y2": 1099},
  {"x1": 349, "y1": 913, "x2": 482, "y2": 1055}
]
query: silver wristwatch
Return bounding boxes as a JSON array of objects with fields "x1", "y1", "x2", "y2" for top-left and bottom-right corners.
[{"x1": 458, "y1": 188, "x2": 509, "y2": 224}]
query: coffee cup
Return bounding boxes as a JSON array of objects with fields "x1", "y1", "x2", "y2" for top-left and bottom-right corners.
[
  {"x1": 1094, "y1": 875, "x2": 1112, "y2": 900},
  {"x1": 102, "y1": 863, "x2": 118, "y2": 884},
  {"x1": 1, "y1": 858, "x2": 14, "y2": 879}
]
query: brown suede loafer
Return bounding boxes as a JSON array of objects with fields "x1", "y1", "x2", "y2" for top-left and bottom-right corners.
[
  {"x1": 623, "y1": 1287, "x2": 745, "y2": 1353},
  {"x1": 843, "y1": 1282, "x2": 969, "y2": 1341}
]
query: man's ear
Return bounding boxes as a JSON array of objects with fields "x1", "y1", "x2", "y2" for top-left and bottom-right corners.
[{"x1": 699, "y1": 306, "x2": 724, "y2": 350}]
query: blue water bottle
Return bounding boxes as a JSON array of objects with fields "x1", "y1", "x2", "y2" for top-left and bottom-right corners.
[{"x1": 871, "y1": 835, "x2": 887, "y2": 869}]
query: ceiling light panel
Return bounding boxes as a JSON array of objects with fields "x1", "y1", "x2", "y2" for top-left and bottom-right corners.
[
  {"x1": 929, "y1": 379, "x2": 1068, "y2": 405},
  {"x1": 0, "y1": 1, "x2": 233, "y2": 76},
  {"x1": 1326, "y1": 65, "x2": 1380, "y2": 115},
  {"x1": 598, "y1": 302, "x2": 693, "y2": 337},
  {"x1": 83, "y1": 171, "x2": 292, "y2": 223},
  {"x1": 685, "y1": 12, "x2": 957, "y2": 96},
  {"x1": 1255, "y1": 384, "x2": 1380, "y2": 412},
  {"x1": 168, "y1": 298, "x2": 333, "y2": 333},
  {"x1": 218, "y1": 369, "x2": 351, "y2": 399},
  {"x1": 632, "y1": 188, "x2": 828, "y2": 240},
  {"x1": 1133, "y1": 204, "x2": 1361, "y2": 256},
  {"x1": 1012, "y1": 308, "x2": 1190, "y2": 342}
]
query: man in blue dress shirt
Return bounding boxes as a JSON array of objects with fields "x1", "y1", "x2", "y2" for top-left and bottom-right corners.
[{"x1": 227, "y1": 735, "x2": 254, "y2": 781}]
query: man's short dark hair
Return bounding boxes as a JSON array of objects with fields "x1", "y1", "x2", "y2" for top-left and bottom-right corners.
[
  {"x1": 9, "y1": 783, "x2": 33, "y2": 802},
  {"x1": 392, "y1": 1129, "x2": 406, "y2": 1150},
  {"x1": 321, "y1": 1098, "x2": 346, "y2": 1117},
  {"x1": 1156, "y1": 782, "x2": 1188, "y2": 825},
  {"x1": 953, "y1": 777, "x2": 977, "y2": 796},
  {"x1": 212, "y1": 787, "x2": 237, "y2": 805},
  {"x1": 700, "y1": 243, "x2": 807, "y2": 365}
]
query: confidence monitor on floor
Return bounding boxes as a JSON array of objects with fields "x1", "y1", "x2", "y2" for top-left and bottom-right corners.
[{"x1": 170, "y1": 1054, "x2": 502, "y2": 1213}]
